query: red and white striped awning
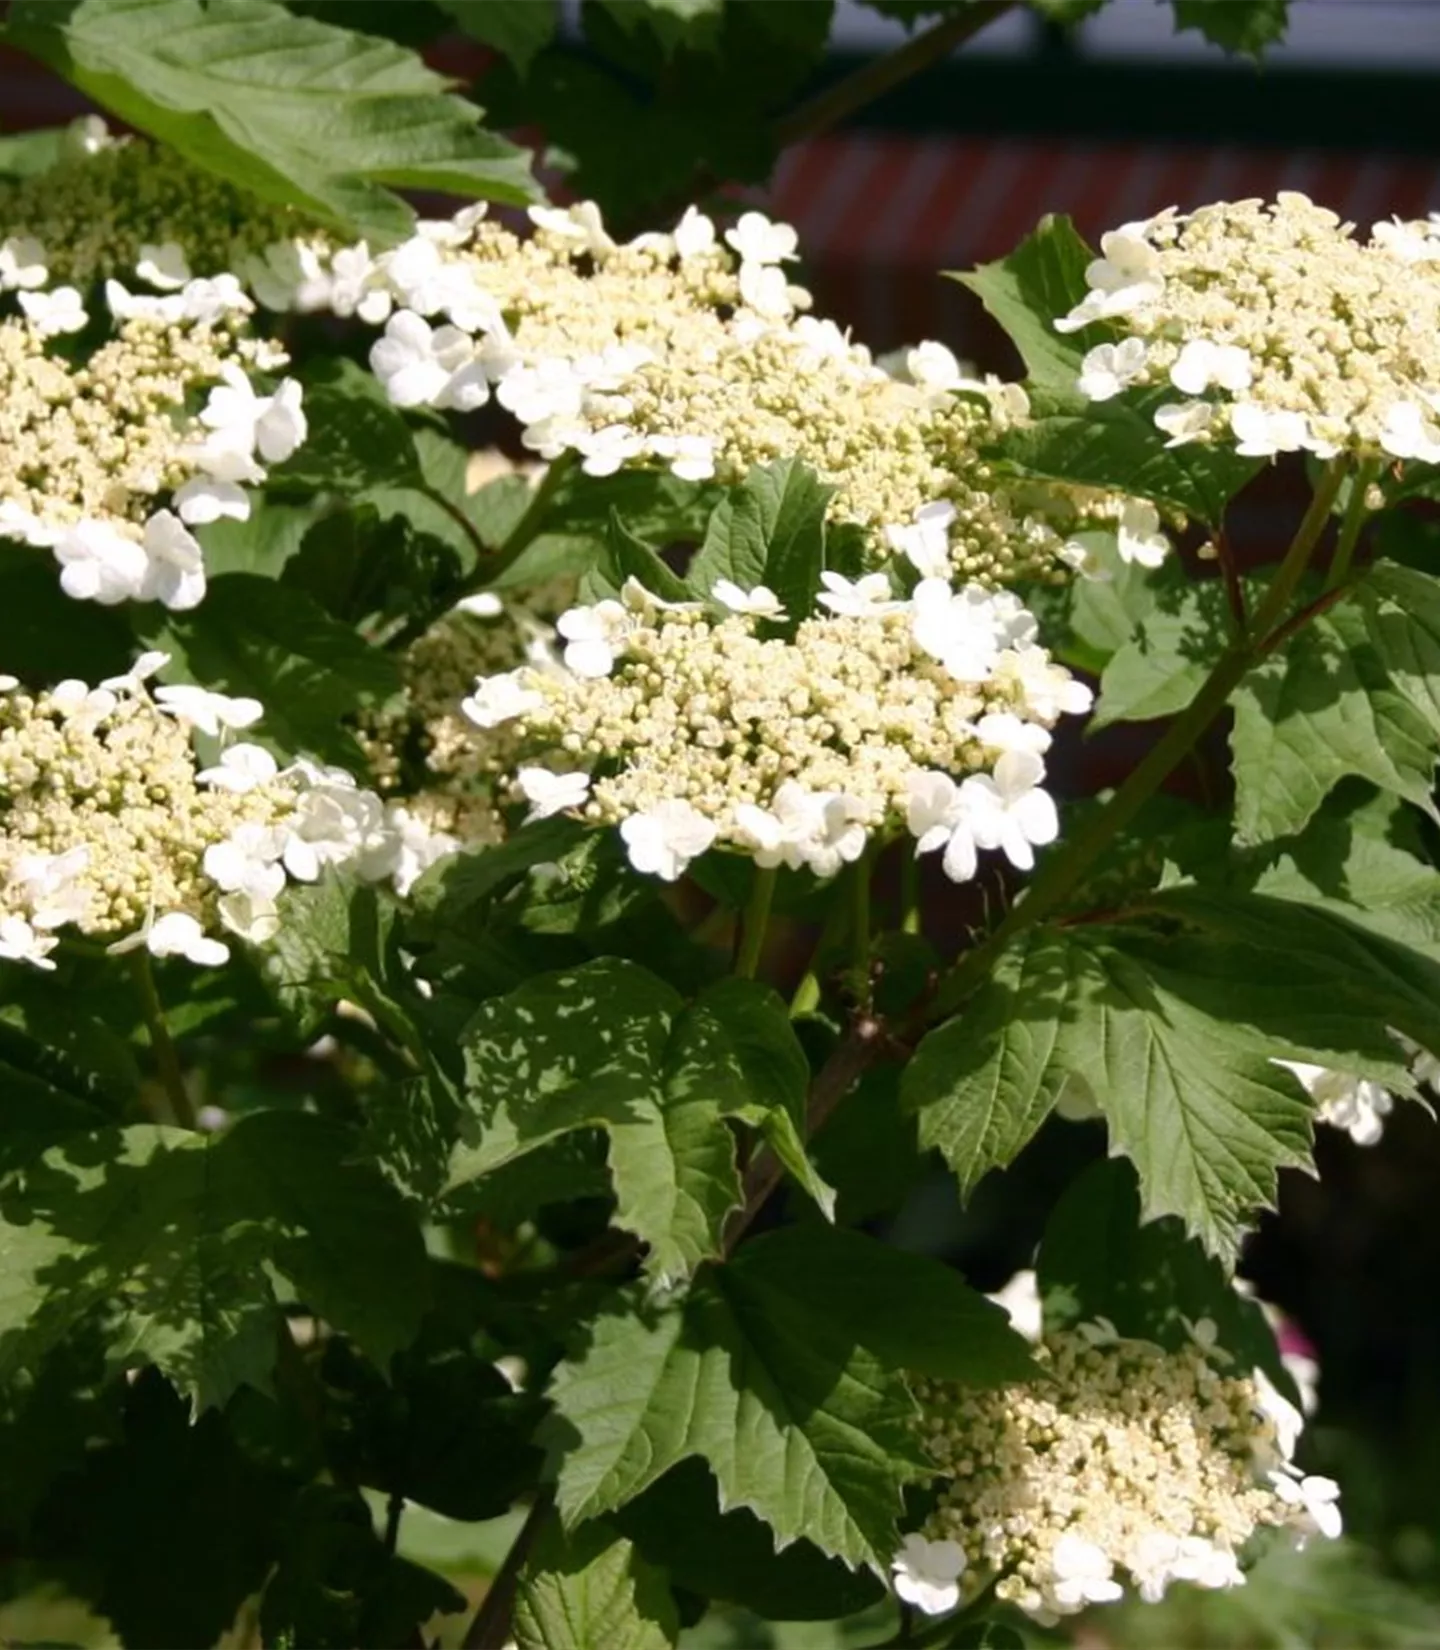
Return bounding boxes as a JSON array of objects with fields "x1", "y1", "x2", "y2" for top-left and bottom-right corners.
[{"x1": 763, "y1": 133, "x2": 1440, "y2": 354}]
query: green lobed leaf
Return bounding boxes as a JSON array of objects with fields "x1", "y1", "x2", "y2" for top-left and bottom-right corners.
[
  {"x1": 546, "y1": 1263, "x2": 930, "y2": 1568},
  {"x1": 1246, "y1": 800, "x2": 1440, "y2": 962},
  {"x1": 261, "y1": 1481, "x2": 466, "y2": 1649},
  {"x1": 902, "y1": 911, "x2": 1433, "y2": 1259},
  {"x1": 1092, "y1": 581, "x2": 1228, "y2": 729},
  {"x1": 135, "y1": 570, "x2": 401, "y2": 769},
  {"x1": 582, "y1": 510, "x2": 695, "y2": 606},
  {"x1": 6, "y1": 0, "x2": 538, "y2": 243},
  {"x1": 450, "y1": 964, "x2": 829, "y2": 1282},
  {"x1": 0, "y1": 540, "x2": 134, "y2": 684},
  {"x1": 952, "y1": 213, "x2": 1097, "y2": 395},
  {"x1": 1172, "y1": 0, "x2": 1290, "y2": 57},
  {"x1": 1230, "y1": 562, "x2": 1440, "y2": 844},
  {"x1": 437, "y1": 0, "x2": 558, "y2": 74},
  {"x1": 515, "y1": 1516, "x2": 680, "y2": 1650},
  {"x1": 613, "y1": 1459, "x2": 885, "y2": 1622},
  {"x1": 0, "y1": 1112, "x2": 430, "y2": 1409},
  {"x1": 686, "y1": 459, "x2": 834, "y2": 632},
  {"x1": 902, "y1": 936, "x2": 1078, "y2": 1199},
  {"x1": 270, "y1": 358, "x2": 427, "y2": 496},
  {"x1": 409, "y1": 817, "x2": 589, "y2": 921},
  {"x1": 1036, "y1": 1158, "x2": 1296, "y2": 1395},
  {"x1": 31, "y1": 1370, "x2": 296, "y2": 1649}
]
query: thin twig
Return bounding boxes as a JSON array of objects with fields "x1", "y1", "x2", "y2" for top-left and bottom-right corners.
[
  {"x1": 724, "y1": 1018, "x2": 886, "y2": 1251},
  {"x1": 127, "y1": 951, "x2": 197, "y2": 1129},
  {"x1": 773, "y1": 2, "x2": 1015, "y2": 149},
  {"x1": 461, "y1": 1492, "x2": 553, "y2": 1650},
  {"x1": 1212, "y1": 526, "x2": 1247, "y2": 637}
]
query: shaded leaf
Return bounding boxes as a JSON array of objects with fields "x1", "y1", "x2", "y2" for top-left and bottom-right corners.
[
  {"x1": 136, "y1": 571, "x2": 400, "y2": 768},
  {"x1": 547, "y1": 1259, "x2": 930, "y2": 1568}
]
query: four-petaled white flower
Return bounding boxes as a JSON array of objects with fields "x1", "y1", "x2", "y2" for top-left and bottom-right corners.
[
  {"x1": 672, "y1": 206, "x2": 716, "y2": 260},
  {"x1": 815, "y1": 570, "x2": 902, "y2": 618},
  {"x1": 462, "y1": 669, "x2": 545, "y2": 729},
  {"x1": 173, "y1": 476, "x2": 250, "y2": 527},
  {"x1": 556, "y1": 601, "x2": 631, "y2": 678},
  {"x1": 139, "y1": 510, "x2": 207, "y2": 610},
  {"x1": 1170, "y1": 338, "x2": 1254, "y2": 396},
  {"x1": 885, "y1": 500, "x2": 956, "y2": 578},
  {"x1": 911, "y1": 580, "x2": 1034, "y2": 682},
  {"x1": 1047, "y1": 1534, "x2": 1124, "y2": 1610},
  {"x1": 1251, "y1": 1367, "x2": 1306, "y2": 1468},
  {"x1": 738, "y1": 261, "x2": 794, "y2": 320},
  {"x1": 197, "y1": 365, "x2": 307, "y2": 481},
  {"x1": 988, "y1": 1269, "x2": 1043, "y2": 1342},
  {"x1": 196, "y1": 742, "x2": 280, "y2": 794},
  {"x1": 370, "y1": 311, "x2": 487, "y2": 411},
  {"x1": 1116, "y1": 499, "x2": 1170, "y2": 569},
  {"x1": 136, "y1": 241, "x2": 192, "y2": 291},
  {"x1": 53, "y1": 520, "x2": 148, "y2": 605},
  {"x1": 1228, "y1": 402, "x2": 1310, "y2": 457},
  {"x1": 204, "y1": 824, "x2": 288, "y2": 903},
  {"x1": 527, "y1": 201, "x2": 615, "y2": 257},
  {"x1": 1269, "y1": 1471, "x2": 1343, "y2": 1544},
  {"x1": 154, "y1": 684, "x2": 264, "y2": 737},
  {"x1": 890, "y1": 1534, "x2": 966, "y2": 1616},
  {"x1": 905, "y1": 770, "x2": 979, "y2": 885},
  {"x1": 0, "y1": 234, "x2": 47, "y2": 291},
  {"x1": 1056, "y1": 224, "x2": 1165, "y2": 331},
  {"x1": 516, "y1": 767, "x2": 591, "y2": 822},
  {"x1": 1078, "y1": 337, "x2": 1149, "y2": 401},
  {"x1": 804, "y1": 792, "x2": 870, "y2": 878},
  {"x1": 961, "y1": 749, "x2": 1059, "y2": 872},
  {"x1": 1154, "y1": 399, "x2": 1215, "y2": 447},
  {"x1": 712, "y1": 580, "x2": 785, "y2": 619},
  {"x1": 18, "y1": 285, "x2": 87, "y2": 336},
  {"x1": 724, "y1": 212, "x2": 798, "y2": 266},
  {"x1": 576, "y1": 423, "x2": 645, "y2": 477},
  {"x1": 14, "y1": 846, "x2": 91, "y2": 928},
  {"x1": 906, "y1": 340, "x2": 963, "y2": 394},
  {"x1": 112, "y1": 910, "x2": 230, "y2": 969},
  {"x1": 648, "y1": 433, "x2": 716, "y2": 482},
  {"x1": 619, "y1": 800, "x2": 717, "y2": 881},
  {"x1": 1380, "y1": 398, "x2": 1440, "y2": 465},
  {"x1": 0, "y1": 915, "x2": 58, "y2": 971},
  {"x1": 1271, "y1": 1058, "x2": 1394, "y2": 1146}
]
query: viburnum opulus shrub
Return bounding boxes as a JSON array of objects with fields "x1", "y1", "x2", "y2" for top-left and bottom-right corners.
[{"x1": 0, "y1": 0, "x2": 1437, "y2": 1644}]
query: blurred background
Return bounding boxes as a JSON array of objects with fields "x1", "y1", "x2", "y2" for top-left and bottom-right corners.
[{"x1": 4, "y1": 1, "x2": 1440, "y2": 1643}]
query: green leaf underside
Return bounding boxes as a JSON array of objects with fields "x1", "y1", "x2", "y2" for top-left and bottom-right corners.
[
  {"x1": 450, "y1": 963, "x2": 828, "y2": 1283},
  {"x1": 956, "y1": 215, "x2": 1259, "y2": 522},
  {"x1": 7, "y1": 0, "x2": 538, "y2": 242},
  {"x1": 516, "y1": 1518, "x2": 679, "y2": 1650},
  {"x1": 0, "y1": 1114, "x2": 428, "y2": 1409},
  {"x1": 1232, "y1": 563, "x2": 1440, "y2": 843}
]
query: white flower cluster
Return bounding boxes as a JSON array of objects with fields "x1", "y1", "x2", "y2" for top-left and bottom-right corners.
[
  {"x1": 1272, "y1": 1037, "x2": 1440, "y2": 1146},
  {"x1": 0, "y1": 658, "x2": 437, "y2": 974},
  {"x1": 1060, "y1": 194, "x2": 1440, "y2": 464},
  {"x1": 242, "y1": 194, "x2": 1118, "y2": 585},
  {"x1": 460, "y1": 572, "x2": 1090, "y2": 884},
  {"x1": 895, "y1": 1319, "x2": 1341, "y2": 1626},
  {"x1": 0, "y1": 260, "x2": 305, "y2": 611}
]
